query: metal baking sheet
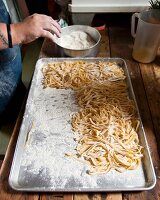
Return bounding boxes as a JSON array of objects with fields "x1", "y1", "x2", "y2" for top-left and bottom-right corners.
[{"x1": 9, "y1": 58, "x2": 156, "y2": 192}]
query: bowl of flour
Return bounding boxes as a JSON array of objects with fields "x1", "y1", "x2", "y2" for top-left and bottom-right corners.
[{"x1": 53, "y1": 25, "x2": 101, "y2": 57}]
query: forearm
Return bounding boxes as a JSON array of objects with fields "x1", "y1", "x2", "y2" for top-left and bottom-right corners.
[
  {"x1": 0, "y1": 14, "x2": 61, "y2": 50},
  {"x1": 0, "y1": 23, "x2": 22, "y2": 50},
  {"x1": 0, "y1": 23, "x2": 9, "y2": 49}
]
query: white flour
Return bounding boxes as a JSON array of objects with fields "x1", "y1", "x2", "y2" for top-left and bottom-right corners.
[
  {"x1": 56, "y1": 31, "x2": 95, "y2": 50},
  {"x1": 19, "y1": 59, "x2": 146, "y2": 190}
]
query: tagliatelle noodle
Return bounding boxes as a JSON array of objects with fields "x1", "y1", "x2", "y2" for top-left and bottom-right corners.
[
  {"x1": 42, "y1": 61, "x2": 125, "y2": 89},
  {"x1": 42, "y1": 61, "x2": 143, "y2": 175}
]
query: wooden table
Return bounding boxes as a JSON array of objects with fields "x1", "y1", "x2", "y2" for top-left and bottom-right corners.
[{"x1": 0, "y1": 16, "x2": 160, "y2": 200}]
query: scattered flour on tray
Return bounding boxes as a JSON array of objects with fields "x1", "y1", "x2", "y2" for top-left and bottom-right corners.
[{"x1": 19, "y1": 60, "x2": 146, "y2": 190}]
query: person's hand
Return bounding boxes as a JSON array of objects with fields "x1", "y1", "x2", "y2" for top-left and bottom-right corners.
[{"x1": 12, "y1": 13, "x2": 61, "y2": 44}]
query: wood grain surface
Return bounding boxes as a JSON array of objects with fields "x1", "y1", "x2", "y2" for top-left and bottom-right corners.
[
  {"x1": 108, "y1": 26, "x2": 160, "y2": 200},
  {"x1": 0, "y1": 21, "x2": 159, "y2": 200}
]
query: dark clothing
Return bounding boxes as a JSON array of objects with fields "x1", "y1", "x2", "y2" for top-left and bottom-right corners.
[{"x1": 0, "y1": 0, "x2": 26, "y2": 122}]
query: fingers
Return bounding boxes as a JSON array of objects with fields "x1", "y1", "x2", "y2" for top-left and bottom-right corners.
[
  {"x1": 45, "y1": 23, "x2": 61, "y2": 38},
  {"x1": 41, "y1": 30, "x2": 55, "y2": 42},
  {"x1": 36, "y1": 15, "x2": 62, "y2": 38},
  {"x1": 50, "y1": 18, "x2": 61, "y2": 33}
]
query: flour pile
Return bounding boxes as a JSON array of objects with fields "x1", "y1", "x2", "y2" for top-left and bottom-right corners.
[{"x1": 56, "y1": 31, "x2": 95, "y2": 50}]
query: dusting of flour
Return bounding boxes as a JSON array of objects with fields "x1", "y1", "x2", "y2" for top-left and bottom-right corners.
[{"x1": 18, "y1": 59, "x2": 146, "y2": 191}]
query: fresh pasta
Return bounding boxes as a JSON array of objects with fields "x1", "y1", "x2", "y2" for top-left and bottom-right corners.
[
  {"x1": 42, "y1": 60, "x2": 143, "y2": 175},
  {"x1": 42, "y1": 61, "x2": 125, "y2": 89}
]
